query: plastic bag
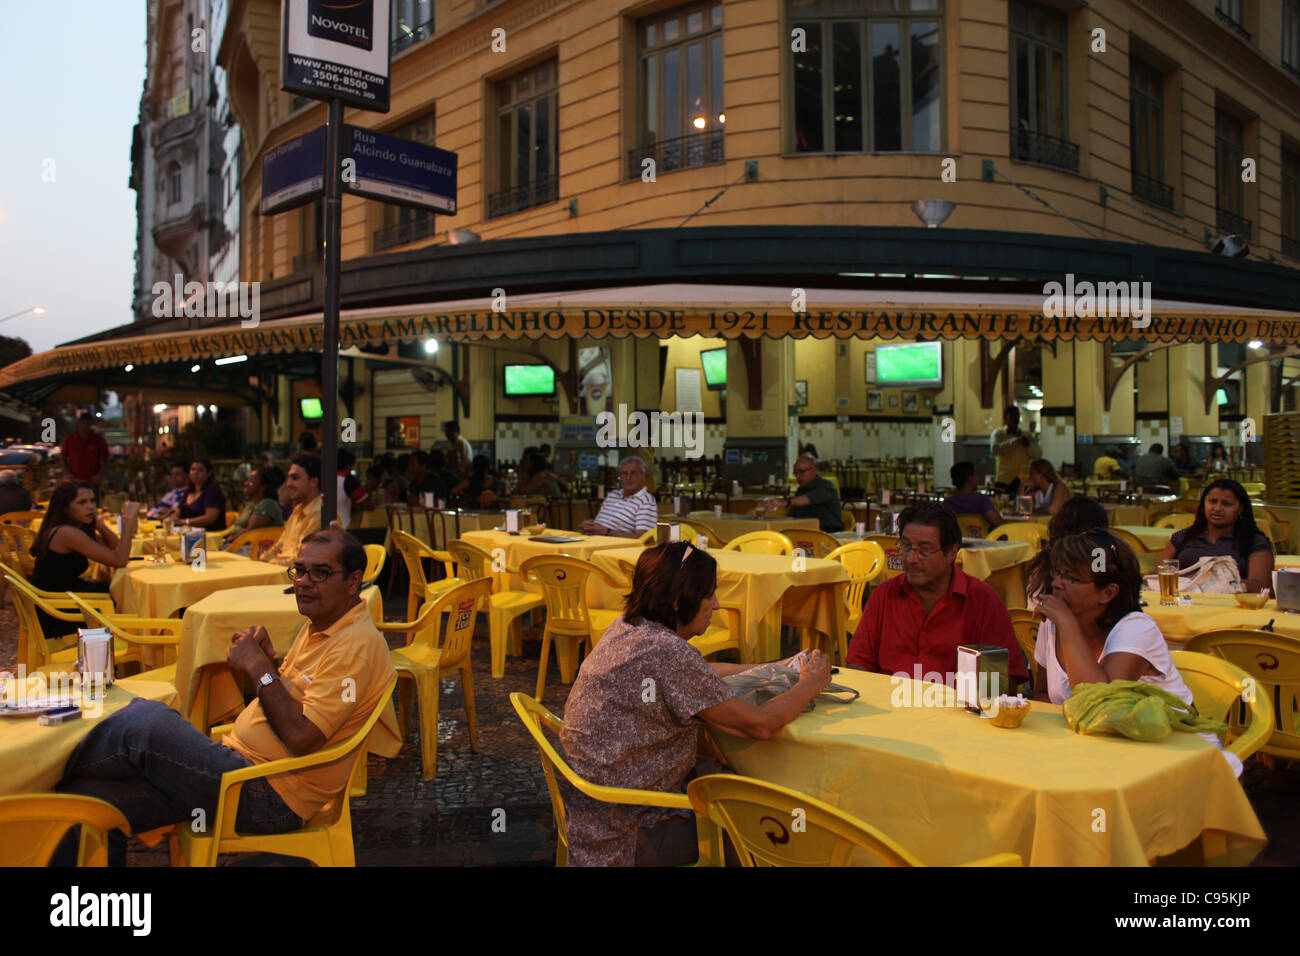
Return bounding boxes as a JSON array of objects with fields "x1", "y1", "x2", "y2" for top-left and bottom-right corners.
[
  {"x1": 1063, "y1": 681, "x2": 1227, "y2": 742},
  {"x1": 1141, "y1": 555, "x2": 1241, "y2": 595},
  {"x1": 723, "y1": 662, "x2": 860, "y2": 711}
]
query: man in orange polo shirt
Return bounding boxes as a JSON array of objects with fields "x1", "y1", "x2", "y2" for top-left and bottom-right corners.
[
  {"x1": 847, "y1": 503, "x2": 1027, "y2": 687},
  {"x1": 57, "y1": 530, "x2": 397, "y2": 860}
]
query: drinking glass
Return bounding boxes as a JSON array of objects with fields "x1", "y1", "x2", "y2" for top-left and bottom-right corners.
[{"x1": 1156, "y1": 560, "x2": 1180, "y2": 607}]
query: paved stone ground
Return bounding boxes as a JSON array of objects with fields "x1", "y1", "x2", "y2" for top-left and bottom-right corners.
[{"x1": 3, "y1": 594, "x2": 1298, "y2": 866}]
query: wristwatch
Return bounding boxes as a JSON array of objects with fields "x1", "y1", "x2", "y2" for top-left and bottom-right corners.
[{"x1": 257, "y1": 672, "x2": 277, "y2": 693}]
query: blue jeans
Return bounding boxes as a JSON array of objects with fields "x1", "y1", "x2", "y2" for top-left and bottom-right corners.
[{"x1": 57, "y1": 698, "x2": 304, "y2": 837}]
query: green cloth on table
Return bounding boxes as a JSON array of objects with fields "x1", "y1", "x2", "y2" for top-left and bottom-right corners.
[{"x1": 1063, "y1": 680, "x2": 1226, "y2": 742}]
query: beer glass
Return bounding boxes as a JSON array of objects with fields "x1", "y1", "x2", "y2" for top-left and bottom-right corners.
[{"x1": 1156, "y1": 560, "x2": 1180, "y2": 607}]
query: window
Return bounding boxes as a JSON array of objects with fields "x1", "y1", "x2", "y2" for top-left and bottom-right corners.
[
  {"x1": 1215, "y1": 0, "x2": 1250, "y2": 41},
  {"x1": 1008, "y1": 0, "x2": 1077, "y2": 172},
  {"x1": 1284, "y1": 1, "x2": 1300, "y2": 76},
  {"x1": 168, "y1": 163, "x2": 182, "y2": 204},
  {"x1": 391, "y1": 0, "x2": 434, "y2": 53},
  {"x1": 1283, "y1": 148, "x2": 1300, "y2": 260},
  {"x1": 1215, "y1": 108, "x2": 1250, "y2": 239},
  {"x1": 1129, "y1": 56, "x2": 1171, "y2": 208},
  {"x1": 789, "y1": 0, "x2": 942, "y2": 154},
  {"x1": 489, "y1": 60, "x2": 558, "y2": 218},
  {"x1": 631, "y1": 1, "x2": 724, "y2": 177},
  {"x1": 375, "y1": 113, "x2": 437, "y2": 251},
  {"x1": 295, "y1": 200, "x2": 324, "y2": 271}
]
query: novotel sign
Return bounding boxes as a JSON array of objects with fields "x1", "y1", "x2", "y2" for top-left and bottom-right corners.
[{"x1": 281, "y1": 0, "x2": 390, "y2": 112}]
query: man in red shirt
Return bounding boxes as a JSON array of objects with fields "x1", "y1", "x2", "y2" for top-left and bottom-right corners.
[
  {"x1": 847, "y1": 503, "x2": 1027, "y2": 689},
  {"x1": 61, "y1": 413, "x2": 110, "y2": 486}
]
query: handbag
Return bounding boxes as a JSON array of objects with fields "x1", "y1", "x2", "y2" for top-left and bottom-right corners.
[
  {"x1": 1142, "y1": 555, "x2": 1242, "y2": 595},
  {"x1": 723, "y1": 662, "x2": 860, "y2": 710}
]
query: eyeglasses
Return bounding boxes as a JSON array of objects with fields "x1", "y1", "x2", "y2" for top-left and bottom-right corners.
[
  {"x1": 897, "y1": 541, "x2": 944, "y2": 560},
  {"x1": 287, "y1": 564, "x2": 345, "y2": 584}
]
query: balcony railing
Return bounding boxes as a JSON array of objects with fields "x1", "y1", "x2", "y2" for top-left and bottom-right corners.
[
  {"x1": 1215, "y1": 7, "x2": 1251, "y2": 42},
  {"x1": 1216, "y1": 206, "x2": 1253, "y2": 240},
  {"x1": 293, "y1": 248, "x2": 323, "y2": 272},
  {"x1": 1010, "y1": 127, "x2": 1080, "y2": 173},
  {"x1": 487, "y1": 174, "x2": 559, "y2": 219},
  {"x1": 1283, "y1": 235, "x2": 1300, "y2": 261},
  {"x1": 626, "y1": 129, "x2": 724, "y2": 180},
  {"x1": 392, "y1": 17, "x2": 435, "y2": 54},
  {"x1": 373, "y1": 216, "x2": 437, "y2": 252},
  {"x1": 1131, "y1": 171, "x2": 1174, "y2": 210}
]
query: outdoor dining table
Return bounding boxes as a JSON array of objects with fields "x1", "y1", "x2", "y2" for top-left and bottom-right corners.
[
  {"x1": 1112, "y1": 525, "x2": 1176, "y2": 551},
  {"x1": 684, "y1": 511, "x2": 819, "y2": 542},
  {"x1": 174, "y1": 583, "x2": 384, "y2": 728},
  {"x1": 1141, "y1": 591, "x2": 1300, "y2": 647},
  {"x1": 0, "y1": 675, "x2": 179, "y2": 796},
  {"x1": 706, "y1": 668, "x2": 1265, "y2": 866},
  {"x1": 834, "y1": 534, "x2": 1034, "y2": 584},
  {"x1": 588, "y1": 545, "x2": 848, "y2": 663},
  {"x1": 127, "y1": 530, "x2": 225, "y2": 558},
  {"x1": 110, "y1": 550, "x2": 288, "y2": 618},
  {"x1": 460, "y1": 529, "x2": 635, "y2": 594}
]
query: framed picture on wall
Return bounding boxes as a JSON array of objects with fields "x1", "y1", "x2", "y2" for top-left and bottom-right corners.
[
  {"x1": 902, "y1": 391, "x2": 919, "y2": 413},
  {"x1": 794, "y1": 380, "x2": 808, "y2": 407},
  {"x1": 889, "y1": 394, "x2": 899, "y2": 408},
  {"x1": 867, "y1": 389, "x2": 883, "y2": 411}
]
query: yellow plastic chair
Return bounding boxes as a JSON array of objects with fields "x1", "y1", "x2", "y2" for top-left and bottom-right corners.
[
  {"x1": 1108, "y1": 527, "x2": 1161, "y2": 575},
  {"x1": 1183, "y1": 629, "x2": 1300, "y2": 762},
  {"x1": 224, "y1": 526, "x2": 283, "y2": 560},
  {"x1": 983, "y1": 556, "x2": 1036, "y2": 610},
  {"x1": 67, "y1": 592, "x2": 182, "y2": 685},
  {"x1": 0, "y1": 510, "x2": 45, "y2": 526},
  {"x1": 954, "y1": 513, "x2": 990, "y2": 538},
  {"x1": 169, "y1": 675, "x2": 396, "y2": 867},
  {"x1": 510, "y1": 692, "x2": 724, "y2": 867},
  {"x1": 1152, "y1": 512, "x2": 1194, "y2": 530},
  {"x1": 638, "y1": 520, "x2": 722, "y2": 548},
  {"x1": 224, "y1": 510, "x2": 240, "y2": 528},
  {"x1": 686, "y1": 774, "x2": 1021, "y2": 867},
  {"x1": 5, "y1": 573, "x2": 118, "y2": 676},
  {"x1": 823, "y1": 541, "x2": 886, "y2": 657},
  {"x1": 1007, "y1": 608, "x2": 1038, "y2": 678},
  {"x1": 390, "y1": 529, "x2": 461, "y2": 622},
  {"x1": 0, "y1": 523, "x2": 36, "y2": 607},
  {"x1": 445, "y1": 538, "x2": 546, "y2": 679},
  {"x1": 518, "y1": 554, "x2": 625, "y2": 701},
  {"x1": 863, "y1": 534, "x2": 903, "y2": 582},
  {"x1": 0, "y1": 795, "x2": 131, "y2": 866},
  {"x1": 984, "y1": 521, "x2": 1048, "y2": 551},
  {"x1": 375, "y1": 578, "x2": 491, "y2": 781},
  {"x1": 1170, "y1": 650, "x2": 1274, "y2": 762},
  {"x1": 362, "y1": 543, "x2": 387, "y2": 584},
  {"x1": 609, "y1": 556, "x2": 741, "y2": 660},
  {"x1": 722, "y1": 531, "x2": 794, "y2": 556},
  {"x1": 778, "y1": 527, "x2": 840, "y2": 558}
]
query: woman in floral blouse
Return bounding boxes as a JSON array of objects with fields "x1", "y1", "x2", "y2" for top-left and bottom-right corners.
[{"x1": 559, "y1": 540, "x2": 831, "y2": 866}]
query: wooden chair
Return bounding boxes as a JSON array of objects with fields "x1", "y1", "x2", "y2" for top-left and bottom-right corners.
[
  {"x1": 376, "y1": 579, "x2": 492, "y2": 781},
  {"x1": 169, "y1": 676, "x2": 396, "y2": 866},
  {"x1": 518, "y1": 554, "x2": 624, "y2": 701},
  {"x1": 686, "y1": 774, "x2": 1020, "y2": 867},
  {"x1": 223, "y1": 526, "x2": 283, "y2": 560},
  {"x1": 444, "y1": 538, "x2": 545, "y2": 679},
  {"x1": 1170, "y1": 650, "x2": 1274, "y2": 762},
  {"x1": 1183, "y1": 629, "x2": 1300, "y2": 762},
  {"x1": 779, "y1": 527, "x2": 840, "y2": 559},
  {"x1": 722, "y1": 531, "x2": 794, "y2": 556},
  {"x1": 0, "y1": 795, "x2": 131, "y2": 866}
]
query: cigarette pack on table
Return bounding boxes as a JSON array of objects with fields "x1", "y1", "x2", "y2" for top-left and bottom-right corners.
[{"x1": 180, "y1": 529, "x2": 207, "y2": 562}]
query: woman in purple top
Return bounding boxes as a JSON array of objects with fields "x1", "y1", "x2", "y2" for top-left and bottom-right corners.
[
  {"x1": 1159, "y1": 479, "x2": 1273, "y2": 593},
  {"x1": 942, "y1": 461, "x2": 1004, "y2": 530},
  {"x1": 176, "y1": 457, "x2": 227, "y2": 531}
]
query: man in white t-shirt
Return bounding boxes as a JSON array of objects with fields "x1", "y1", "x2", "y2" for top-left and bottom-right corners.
[{"x1": 581, "y1": 456, "x2": 657, "y2": 538}]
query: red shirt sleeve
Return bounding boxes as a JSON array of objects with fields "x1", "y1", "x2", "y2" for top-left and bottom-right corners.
[
  {"x1": 846, "y1": 586, "x2": 884, "y2": 672},
  {"x1": 972, "y1": 581, "x2": 1029, "y2": 679}
]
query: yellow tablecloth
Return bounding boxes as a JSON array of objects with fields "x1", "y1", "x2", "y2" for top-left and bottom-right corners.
[
  {"x1": 110, "y1": 551, "x2": 288, "y2": 618},
  {"x1": 590, "y1": 546, "x2": 847, "y2": 663},
  {"x1": 360, "y1": 506, "x2": 506, "y2": 550},
  {"x1": 128, "y1": 531, "x2": 225, "y2": 558},
  {"x1": 953, "y1": 540, "x2": 1034, "y2": 581},
  {"x1": 1143, "y1": 591, "x2": 1300, "y2": 646},
  {"x1": 707, "y1": 668, "x2": 1265, "y2": 866},
  {"x1": 1112, "y1": 525, "x2": 1175, "y2": 551},
  {"x1": 175, "y1": 584, "x2": 384, "y2": 724},
  {"x1": 684, "y1": 512, "x2": 819, "y2": 543},
  {"x1": 0, "y1": 677, "x2": 179, "y2": 796},
  {"x1": 1277, "y1": 554, "x2": 1300, "y2": 569},
  {"x1": 460, "y1": 529, "x2": 633, "y2": 593},
  {"x1": 1104, "y1": 504, "x2": 1149, "y2": 526}
]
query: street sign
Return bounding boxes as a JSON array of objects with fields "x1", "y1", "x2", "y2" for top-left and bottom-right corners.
[
  {"x1": 345, "y1": 125, "x2": 458, "y2": 214},
  {"x1": 281, "y1": 0, "x2": 391, "y2": 112},
  {"x1": 261, "y1": 126, "x2": 325, "y2": 214}
]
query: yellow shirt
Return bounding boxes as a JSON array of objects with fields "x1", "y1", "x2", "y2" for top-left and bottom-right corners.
[
  {"x1": 222, "y1": 599, "x2": 398, "y2": 820},
  {"x1": 260, "y1": 494, "x2": 322, "y2": 566},
  {"x1": 1093, "y1": 456, "x2": 1121, "y2": 479}
]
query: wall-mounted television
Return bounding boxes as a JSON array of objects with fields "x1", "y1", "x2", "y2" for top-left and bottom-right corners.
[
  {"x1": 504, "y1": 364, "x2": 556, "y2": 397},
  {"x1": 700, "y1": 347, "x2": 727, "y2": 390},
  {"x1": 299, "y1": 397, "x2": 323, "y2": 420},
  {"x1": 874, "y1": 342, "x2": 943, "y2": 388}
]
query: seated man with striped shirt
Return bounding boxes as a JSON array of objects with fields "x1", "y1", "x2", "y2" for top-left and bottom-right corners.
[{"x1": 582, "y1": 456, "x2": 658, "y2": 538}]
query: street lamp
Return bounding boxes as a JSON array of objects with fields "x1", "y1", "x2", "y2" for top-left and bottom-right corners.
[{"x1": 0, "y1": 306, "x2": 45, "y2": 324}]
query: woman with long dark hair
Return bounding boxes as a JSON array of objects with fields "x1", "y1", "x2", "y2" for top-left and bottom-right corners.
[
  {"x1": 31, "y1": 482, "x2": 138, "y2": 636},
  {"x1": 223, "y1": 466, "x2": 284, "y2": 545},
  {"x1": 1158, "y1": 478, "x2": 1273, "y2": 593},
  {"x1": 1025, "y1": 495, "x2": 1110, "y2": 605},
  {"x1": 176, "y1": 457, "x2": 227, "y2": 531},
  {"x1": 1026, "y1": 459, "x2": 1071, "y2": 516},
  {"x1": 559, "y1": 541, "x2": 831, "y2": 865},
  {"x1": 450, "y1": 454, "x2": 501, "y2": 508}
]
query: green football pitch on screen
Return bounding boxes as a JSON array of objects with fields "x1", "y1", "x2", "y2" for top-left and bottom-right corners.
[
  {"x1": 876, "y1": 343, "x2": 940, "y2": 383},
  {"x1": 505, "y1": 364, "x2": 555, "y2": 395}
]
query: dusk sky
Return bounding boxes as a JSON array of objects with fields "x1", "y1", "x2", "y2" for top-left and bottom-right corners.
[{"x1": 0, "y1": 4, "x2": 147, "y2": 354}]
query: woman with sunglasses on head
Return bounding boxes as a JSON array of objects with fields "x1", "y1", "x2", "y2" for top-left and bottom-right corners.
[
  {"x1": 559, "y1": 541, "x2": 831, "y2": 866},
  {"x1": 1158, "y1": 478, "x2": 1273, "y2": 594},
  {"x1": 1025, "y1": 496, "x2": 1110, "y2": 608}
]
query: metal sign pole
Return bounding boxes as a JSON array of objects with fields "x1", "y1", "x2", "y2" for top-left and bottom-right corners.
[{"x1": 320, "y1": 97, "x2": 343, "y2": 527}]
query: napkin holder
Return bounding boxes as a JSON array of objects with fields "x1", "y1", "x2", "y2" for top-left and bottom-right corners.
[
  {"x1": 180, "y1": 529, "x2": 207, "y2": 562},
  {"x1": 77, "y1": 627, "x2": 115, "y2": 689},
  {"x1": 505, "y1": 509, "x2": 520, "y2": 532},
  {"x1": 956, "y1": 644, "x2": 1009, "y2": 715},
  {"x1": 656, "y1": 522, "x2": 681, "y2": 545}
]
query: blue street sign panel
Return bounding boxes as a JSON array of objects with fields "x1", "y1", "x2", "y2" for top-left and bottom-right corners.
[
  {"x1": 345, "y1": 126, "x2": 457, "y2": 214},
  {"x1": 725, "y1": 449, "x2": 740, "y2": 464},
  {"x1": 281, "y1": 0, "x2": 391, "y2": 112},
  {"x1": 261, "y1": 126, "x2": 325, "y2": 214}
]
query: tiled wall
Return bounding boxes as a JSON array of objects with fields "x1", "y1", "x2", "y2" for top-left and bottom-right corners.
[
  {"x1": 493, "y1": 421, "x2": 559, "y2": 463},
  {"x1": 1136, "y1": 419, "x2": 1167, "y2": 454},
  {"x1": 1039, "y1": 414, "x2": 1076, "y2": 470},
  {"x1": 797, "y1": 420, "x2": 934, "y2": 461}
]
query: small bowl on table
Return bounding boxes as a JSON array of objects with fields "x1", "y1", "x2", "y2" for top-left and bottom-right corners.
[
  {"x1": 987, "y1": 696, "x2": 1031, "y2": 729},
  {"x1": 1233, "y1": 591, "x2": 1269, "y2": 609}
]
